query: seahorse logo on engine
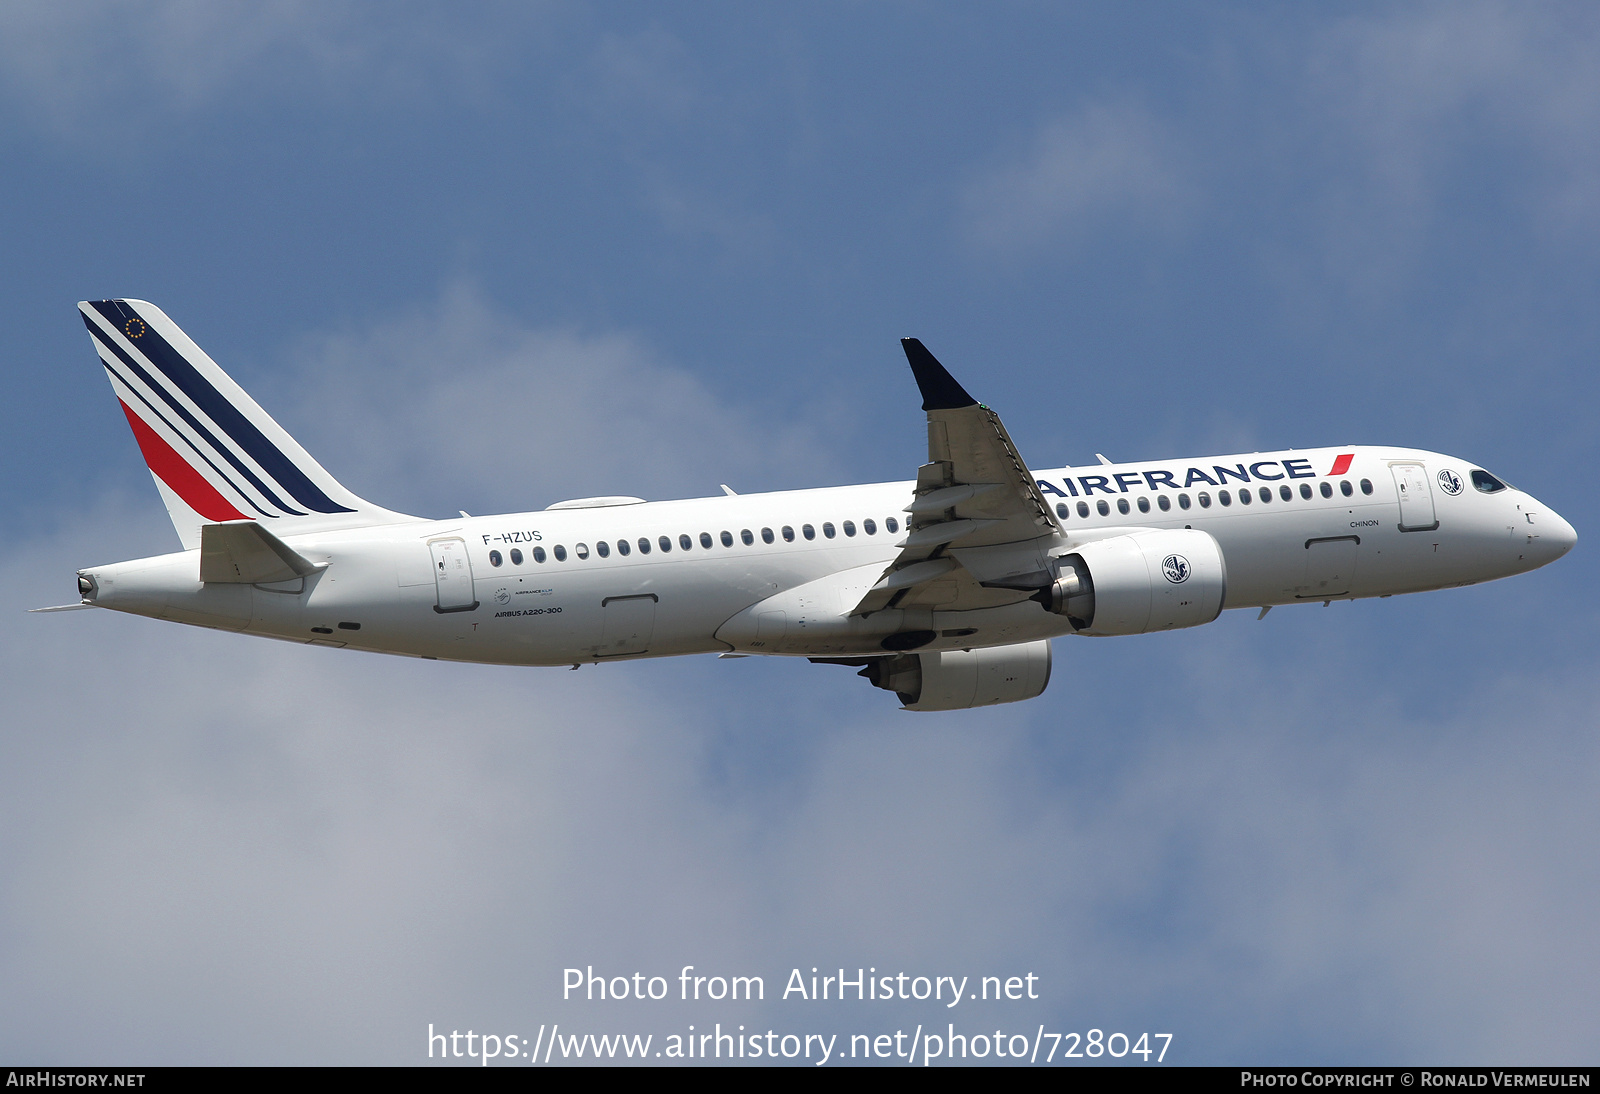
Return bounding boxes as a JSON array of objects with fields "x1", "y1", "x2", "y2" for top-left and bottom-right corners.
[{"x1": 1162, "y1": 554, "x2": 1191, "y2": 583}]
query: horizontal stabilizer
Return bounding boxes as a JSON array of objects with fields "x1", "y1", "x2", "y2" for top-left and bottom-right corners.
[{"x1": 200, "y1": 521, "x2": 321, "y2": 584}]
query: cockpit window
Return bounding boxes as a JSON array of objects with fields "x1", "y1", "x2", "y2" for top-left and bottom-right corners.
[{"x1": 1471, "y1": 469, "x2": 1508, "y2": 493}]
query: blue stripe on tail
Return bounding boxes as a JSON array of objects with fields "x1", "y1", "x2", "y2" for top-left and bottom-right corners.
[
  {"x1": 84, "y1": 318, "x2": 305, "y2": 516},
  {"x1": 89, "y1": 301, "x2": 354, "y2": 515}
]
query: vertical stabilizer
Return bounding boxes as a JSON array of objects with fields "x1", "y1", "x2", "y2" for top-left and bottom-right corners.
[{"x1": 80, "y1": 299, "x2": 414, "y2": 548}]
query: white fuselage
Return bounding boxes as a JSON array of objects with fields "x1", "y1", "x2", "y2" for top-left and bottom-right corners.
[{"x1": 79, "y1": 445, "x2": 1575, "y2": 666}]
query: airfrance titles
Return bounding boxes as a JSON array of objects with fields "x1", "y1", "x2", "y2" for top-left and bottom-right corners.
[{"x1": 1036, "y1": 457, "x2": 1326, "y2": 499}]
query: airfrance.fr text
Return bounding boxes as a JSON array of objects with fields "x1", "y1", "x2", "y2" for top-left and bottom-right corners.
[{"x1": 565, "y1": 966, "x2": 1040, "y2": 1007}]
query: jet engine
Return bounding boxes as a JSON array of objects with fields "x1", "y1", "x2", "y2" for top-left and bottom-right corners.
[
  {"x1": 1035, "y1": 528, "x2": 1226, "y2": 636},
  {"x1": 858, "y1": 639, "x2": 1052, "y2": 711}
]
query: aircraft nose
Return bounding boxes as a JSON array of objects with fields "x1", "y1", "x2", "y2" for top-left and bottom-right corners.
[{"x1": 1546, "y1": 509, "x2": 1578, "y2": 560}]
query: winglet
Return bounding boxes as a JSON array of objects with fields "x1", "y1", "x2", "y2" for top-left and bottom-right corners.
[{"x1": 901, "y1": 338, "x2": 978, "y2": 411}]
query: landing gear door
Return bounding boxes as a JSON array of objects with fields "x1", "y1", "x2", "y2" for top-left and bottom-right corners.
[
  {"x1": 429, "y1": 537, "x2": 479, "y2": 613},
  {"x1": 1391, "y1": 462, "x2": 1438, "y2": 532}
]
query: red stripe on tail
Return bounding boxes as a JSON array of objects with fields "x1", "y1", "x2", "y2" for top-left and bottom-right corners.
[
  {"x1": 1328, "y1": 453, "x2": 1354, "y2": 476},
  {"x1": 119, "y1": 400, "x2": 249, "y2": 521}
]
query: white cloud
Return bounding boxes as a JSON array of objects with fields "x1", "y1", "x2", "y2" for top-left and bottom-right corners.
[
  {"x1": 1312, "y1": 2, "x2": 1600, "y2": 191},
  {"x1": 5, "y1": 493, "x2": 1596, "y2": 1063},
  {"x1": 593, "y1": 25, "x2": 701, "y2": 127},
  {"x1": 1308, "y1": 2, "x2": 1600, "y2": 240},
  {"x1": 263, "y1": 285, "x2": 852, "y2": 519},
  {"x1": 0, "y1": 1, "x2": 510, "y2": 142},
  {"x1": 962, "y1": 101, "x2": 1190, "y2": 253},
  {"x1": 584, "y1": 25, "x2": 779, "y2": 259}
]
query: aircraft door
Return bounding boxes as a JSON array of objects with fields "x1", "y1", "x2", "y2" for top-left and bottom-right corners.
[
  {"x1": 600, "y1": 594, "x2": 657, "y2": 656},
  {"x1": 429, "y1": 538, "x2": 479, "y2": 613},
  {"x1": 1391, "y1": 463, "x2": 1438, "y2": 531}
]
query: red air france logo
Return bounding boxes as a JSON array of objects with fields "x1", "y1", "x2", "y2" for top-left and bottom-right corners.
[{"x1": 1328, "y1": 453, "x2": 1354, "y2": 476}]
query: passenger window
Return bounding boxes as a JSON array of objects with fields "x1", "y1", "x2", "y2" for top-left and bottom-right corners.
[
  {"x1": 1137, "y1": 497, "x2": 1150, "y2": 513},
  {"x1": 1096, "y1": 500, "x2": 1110, "y2": 516},
  {"x1": 1056, "y1": 503, "x2": 1069, "y2": 519},
  {"x1": 761, "y1": 527, "x2": 774, "y2": 544},
  {"x1": 1260, "y1": 487, "x2": 1273, "y2": 503},
  {"x1": 638, "y1": 537, "x2": 651, "y2": 555},
  {"x1": 843, "y1": 520, "x2": 856, "y2": 537},
  {"x1": 1321, "y1": 481, "x2": 1333, "y2": 498},
  {"x1": 885, "y1": 517, "x2": 899, "y2": 533},
  {"x1": 553, "y1": 545, "x2": 567, "y2": 561},
  {"x1": 1117, "y1": 498, "x2": 1130, "y2": 515},
  {"x1": 1360, "y1": 478, "x2": 1373, "y2": 495},
  {"x1": 1179, "y1": 493, "x2": 1191, "y2": 510},
  {"x1": 803, "y1": 524, "x2": 815, "y2": 540},
  {"x1": 680, "y1": 534, "x2": 693, "y2": 551},
  {"x1": 1471, "y1": 470, "x2": 1507, "y2": 493},
  {"x1": 575, "y1": 543, "x2": 589, "y2": 560},
  {"x1": 533, "y1": 546, "x2": 547, "y2": 562},
  {"x1": 1299, "y1": 483, "x2": 1312, "y2": 500},
  {"x1": 1220, "y1": 491, "x2": 1232, "y2": 507},
  {"x1": 1238, "y1": 489, "x2": 1251, "y2": 505},
  {"x1": 700, "y1": 532, "x2": 713, "y2": 549},
  {"x1": 1158, "y1": 495, "x2": 1172, "y2": 512},
  {"x1": 782, "y1": 526, "x2": 795, "y2": 542},
  {"x1": 740, "y1": 529, "x2": 754, "y2": 546},
  {"x1": 1341, "y1": 480, "x2": 1354, "y2": 497},
  {"x1": 509, "y1": 548, "x2": 523, "y2": 565},
  {"x1": 658, "y1": 536, "x2": 671, "y2": 553},
  {"x1": 1077, "y1": 501, "x2": 1090, "y2": 518},
  {"x1": 721, "y1": 530, "x2": 734, "y2": 547},
  {"x1": 823, "y1": 522, "x2": 835, "y2": 539},
  {"x1": 489, "y1": 550, "x2": 503, "y2": 567},
  {"x1": 863, "y1": 518, "x2": 877, "y2": 535},
  {"x1": 597, "y1": 541, "x2": 610, "y2": 558},
  {"x1": 615, "y1": 540, "x2": 629, "y2": 556}
]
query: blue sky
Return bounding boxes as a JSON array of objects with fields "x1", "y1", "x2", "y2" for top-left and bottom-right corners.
[{"x1": 1, "y1": 2, "x2": 1595, "y2": 1065}]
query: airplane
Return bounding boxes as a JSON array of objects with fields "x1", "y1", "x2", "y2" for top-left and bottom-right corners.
[{"x1": 37, "y1": 299, "x2": 1577, "y2": 711}]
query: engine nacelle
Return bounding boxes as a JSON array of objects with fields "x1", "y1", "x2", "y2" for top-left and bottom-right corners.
[
  {"x1": 861, "y1": 639, "x2": 1052, "y2": 711},
  {"x1": 1035, "y1": 528, "x2": 1226, "y2": 636}
]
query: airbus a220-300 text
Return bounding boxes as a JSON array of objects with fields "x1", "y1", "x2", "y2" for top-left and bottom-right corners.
[{"x1": 38, "y1": 300, "x2": 1576, "y2": 710}]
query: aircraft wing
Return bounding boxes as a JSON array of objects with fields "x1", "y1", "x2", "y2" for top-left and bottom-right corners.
[{"x1": 850, "y1": 339, "x2": 1065, "y2": 617}]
